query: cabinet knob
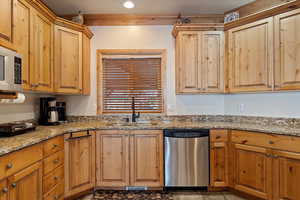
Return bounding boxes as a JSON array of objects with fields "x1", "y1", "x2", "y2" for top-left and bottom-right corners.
[
  {"x1": 53, "y1": 159, "x2": 59, "y2": 164},
  {"x1": 54, "y1": 176, "x2": 59, "y2": 181},
  {"x1": 269, "y1": 141, "x2": 274, "y2": 145},
  {"x1": 6, "y1": 163, "x2": 13, "y2": 169},
  {"x1": 2, "y1": 187, "x2": 8, "y2": 193},
  {"x1": 54, "y1": 195, "x2": 59, "y2": 200},
  {"x1": 216, "y1": 136, "x2": 221, "y2": 139},
  {"x1": 52, "y1": 144, "x2": 58, "y2": 149},
  {"x1": 11, "y1": 183, "x2": 17, "y2": 188}
]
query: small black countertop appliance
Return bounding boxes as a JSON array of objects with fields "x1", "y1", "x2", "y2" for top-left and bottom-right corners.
[
  {"x1": 39, "y1": 97, "x2": 59, "y2": 126},
  {"x1": 0, "y1": 122, "x2": 36, "y2": 137}
]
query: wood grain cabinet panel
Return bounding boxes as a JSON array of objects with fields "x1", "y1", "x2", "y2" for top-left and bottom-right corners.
[
  {"x1": 273, "y1": 150, "x2": 300, "y2": 200},
  {"x1": 0, "y1": 0, "x2": 13, "y2": 49},
  {"x1": 0, "y1": 180, "x2": 8, "y2": 200},
  {"x1": 96, "y1": 131, "x2": 129, "y2": 187},
  {"x1": 30, "y1": 9, "x2": 54, "y2": 92},
  {"x1": 228, "y1": 17, "x2": 274, "y2": 93},
  {"x1": 176, "y1": 31, "x2": 201, "y2": 93},
  {"x1": 8, "y1": 162, "x2": 43, "y2": 200},
  {"x1": 210, "y1": 142, "x2": 228, "y2": 187},
  {"x1": 129, "y1": 130, "x2": 163, "y2": 187},
  {"x1": 202, "y1": 31, "x2": 224, "y2": 93},
  {"x1": 64, "y1": 131, "x2": 95, "y2": 198},
  {"x1": 232, "y1": 143, "x2": 272, "y2": 200},
  {"x1": 13, "y1": 0, "x2": 31, "y2": 90},
  {"x1": 274, "y1": 8, "x2": 300, "y2": 90},
  {"x1": 54, "y1": 26, "x2": 83, "y2": 94},
  {"x1": 176, "y1": 31, "x2": 224, "y2": 94}
]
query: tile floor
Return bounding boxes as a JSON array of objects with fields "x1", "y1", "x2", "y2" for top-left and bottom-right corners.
[{"x1": 79, "y1": 191, "x2": 247, "y2": 200}]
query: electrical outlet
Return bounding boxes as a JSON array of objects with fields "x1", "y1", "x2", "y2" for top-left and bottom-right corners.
[{"x1": 239, "y1": 103, "x2": 245, "y2": 113}]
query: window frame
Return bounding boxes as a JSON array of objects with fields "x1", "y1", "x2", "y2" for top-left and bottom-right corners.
[{"x1": 97, "y1": 49, "x2": 167, "y2": 115}]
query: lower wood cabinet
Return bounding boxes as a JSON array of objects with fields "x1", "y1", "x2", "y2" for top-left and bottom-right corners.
[
  {"x1": 8, "y1": 161, "x2": 43, "y2": 200},
  {"x1": 210, "y1": 130, "x2": 229, "y2": 188},
  {"x1": 96, "y1": 130, "x2": 164, "y2": 188},
  {"x1": 232, "y1": 143, "x2": 272, "y2": 200},
  {"x1": 273, "y1": 150, "x2": 300, "y2": 200},
  {"x1": 64, "y1": 131, "x2": 95, "y2": 198}
]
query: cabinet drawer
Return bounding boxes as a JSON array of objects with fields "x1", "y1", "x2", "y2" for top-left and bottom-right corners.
[
  {"x1": 231, "y1": 130, "x2": 300, "y2": 153},
  {"x1": 0, "y1": 144, "x2": 43, "y2": 180},
  {"x1": 43, "y1": 136, "x2": 64, "y2": 157},
  {"x1": 44, "y1": 182, "x2": 64, "y2": 200},
  {"x1": 43, "y1": 151, "x2": 64, "y2": 175},
  {"x1": 210, "y1": 130, "x2": 228, "y2": 142},
  {"x1": 43, "y1": 165, "x2": 64, "y2": 195}
]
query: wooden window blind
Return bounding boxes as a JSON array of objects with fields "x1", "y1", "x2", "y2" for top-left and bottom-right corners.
[{"x1": 102, "y1": 58, "x2": 163, "y2": 113}]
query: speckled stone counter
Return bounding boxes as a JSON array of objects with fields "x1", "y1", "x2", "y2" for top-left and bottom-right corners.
[{"x1": 0, "y1": 117, "x2": 300, "y2": 156}]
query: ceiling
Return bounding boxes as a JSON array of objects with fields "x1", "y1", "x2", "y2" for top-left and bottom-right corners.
[{"x1": 42, "y1": 0, "x2": 255, "y2": 16}]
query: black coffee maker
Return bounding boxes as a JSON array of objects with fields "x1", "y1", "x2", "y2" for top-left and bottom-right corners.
[{"x1": 39, "y1": 97, "x2": 59, "y2": 126}]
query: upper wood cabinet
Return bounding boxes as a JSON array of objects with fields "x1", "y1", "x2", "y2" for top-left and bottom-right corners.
[
  {"x1": 129, "y1": 130, "x2": 163, "y2": 187},
  {"x1": 64, "y1": 131, "x2": 95, "y2": 198},
  {"x1": 175, "y1": 30, "x2": 224, "y2": 94},
  {"x1": 30, "y1": 9, "x2": 54, "y2": 92},
  {"x1": 54, "y1": 26, "x2": 83, "y2": 94},
  {"x1": 228, "y1": 17, "x2": 274, "y2": 93},
  {"x1": 274, "y1": 8, "x2": 300, "y2": 91},
  {"x1": 13, "y1": 0, "x2": 31, "y2": 90},
  {"x1": 0, "y1": 0, "x2": 14, "y2": 50}
]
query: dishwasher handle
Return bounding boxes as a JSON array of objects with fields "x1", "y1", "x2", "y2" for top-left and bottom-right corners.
[{"x1": 164, "y1": 129, "x2": 209, "y2": 138}]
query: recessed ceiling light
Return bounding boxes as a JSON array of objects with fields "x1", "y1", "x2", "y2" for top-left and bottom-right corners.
[{"x1": 123, "y1": 1, "x2": 135, "y2": 9}]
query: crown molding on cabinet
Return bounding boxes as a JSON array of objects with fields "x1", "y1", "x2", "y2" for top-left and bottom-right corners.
[
  {"x1": 172, "y1": 23, "x2": 224, "y2": 37},
  {"x1": 61, "y1": 14, "x2": 225, "y2": 26},
  {"x1": 224, "y1": 0, "x2": 300, "y2": 30}
]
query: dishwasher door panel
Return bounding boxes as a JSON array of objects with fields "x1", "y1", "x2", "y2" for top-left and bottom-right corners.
[{"x1": 164, "y1": 136, "x2": 209, "y2": 187}]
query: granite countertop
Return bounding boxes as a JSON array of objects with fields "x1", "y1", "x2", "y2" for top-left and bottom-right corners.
[{"x1": 0, "y1": 120, "x2": 300, "y2": 156}]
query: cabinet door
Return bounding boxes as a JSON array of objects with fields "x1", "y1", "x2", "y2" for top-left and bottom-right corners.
[
  {"x1": 54, "y1": 25, "x2": 83, "y2": 94},
  {"x1": 232, "y1": 144, "x2": 272, "y2": 199},
  {"x1": 130, "y1": 130, "x2": 163, "y2": 187},
  {"x1": 210, "y1": 142, "x2": 228, "y2": 187},
  {"x1": 202, "y1": 31, "x2": 224, "y2": 93},
  {"x1": 96, "y1": 131, "x2": 129, "y2": 187},
  {"x1": 30, "y1": 10, "x2": 53, "y2": 92},
  {"x1": 64, "y1": 131, "x2": 95, "y2": 198},
  {"x1": 0, "y1": 179, "x2": 8, "y2": 200},
  {"x1": 8, "y1": 162, "x2": 42, "y2": 200},
  {"x1": 274, "y1": 8, "x2": 300, "y2": 90},
  {"x1": 273, "y1": 150, "x2": 300, "y2": 200},
  {"x1": 228, "y1": 17, "x2": 274, "y2": 92},
  {"x1": 0, "y1": 0, "x2": 13, "y2": 48},
  {"x1": 176, "y1": 31, "x2": 202, "y2": 93},
  {"x1": 13, "y1": 0, "x2": 31, "y2": 90}
]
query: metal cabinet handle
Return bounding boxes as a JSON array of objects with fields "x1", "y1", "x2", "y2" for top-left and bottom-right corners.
[
  {"x1": 52, "y1": 144, "x2": 58, "y2": 149},
  {"x1": 241, "y1": 140, "x2": 248, "y2": 144},
  {"x1": 54, "y1": 176, "x2": 59, "y2": 181},
  {"x1": 269, "y1": 141, "x2": 275, "y2": 145},
  {"x1": 216, "y1": 136, "x2": 221, "y2": 139},
  {"x1": 2, "y1": 188, "x2": 8, "y2": 193},
  {"x1": 53, "y1": 159, "x2": 59, "y2": 164},
  {"x1": 6, "y1": 163, "x2": 13, "y2": 169},
  {"x1": 11, "y1": 183, "x2": 17, "y2": 188},
  {"x1": 54, "y1": 195, "x2": 59, "y2": 200}
]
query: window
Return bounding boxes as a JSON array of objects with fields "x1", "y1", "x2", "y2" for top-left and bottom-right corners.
[{"x1": 97, "y1": 50, "x2": 166, "y2": 114}]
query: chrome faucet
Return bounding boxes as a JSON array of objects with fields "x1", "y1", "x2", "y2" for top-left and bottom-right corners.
[{"x1": 131, "y1": 97, "x2": 140, "y2": 122}]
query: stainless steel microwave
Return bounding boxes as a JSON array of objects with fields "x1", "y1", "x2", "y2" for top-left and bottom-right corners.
[{"x1": 0, "y1": 46, "x2": 22, "y2": 92}]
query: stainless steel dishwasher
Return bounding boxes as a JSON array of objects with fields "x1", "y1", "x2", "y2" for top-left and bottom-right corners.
[{"x1": 164, "y1": 129, "x2": 209, "y2": 187}]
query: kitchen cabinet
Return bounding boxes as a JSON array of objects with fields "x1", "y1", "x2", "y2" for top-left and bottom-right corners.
[
  {"x1": 30, "y1": 9, "x2": 54, "y2": 92},
  {"x1": 0, "y1": 0, "x2": 14, "y2": 50},
  {"x1": 228, "y1": 17, "x2": 274, "y2": 93},
  {"x1": 232, "y1": 143, "x2": 272, "y2": 199},
  {"x1": 273, "y1": 150, "x2": 300, "y2": 200},
  {"x1": 54, "y1": 26, "x2": 83, "y2": 94},
  {"x1": 8, "y1": 162, "x2": 43, "y2": 200},
  {"x1": 130, "y1": 130, "x2": 163, "y2": 187},
  {"x1": 274, "y1": 8, "x2": 300, "y2": 91},
  {"x1": 210, "y1": 130, "x2": 228, "y2": 188},
  {"x1": 175, "y1": 30, "x2": 224, "y2": 94},
  {"x1": 64, "y1": 131, "x2": 95, "y2": 198},
  {"x1": 0, "y1": 179, "x2": 8, "y2": 200},
  {"x1": 96, "y1": 130, "x2": 163, "y2": 188},
  {"x1": 96, "y1": 131, "x2": 129, "y2": 187},
  {"x1": 13, "y1": 0, "x2": 31, "y2": 90}
]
